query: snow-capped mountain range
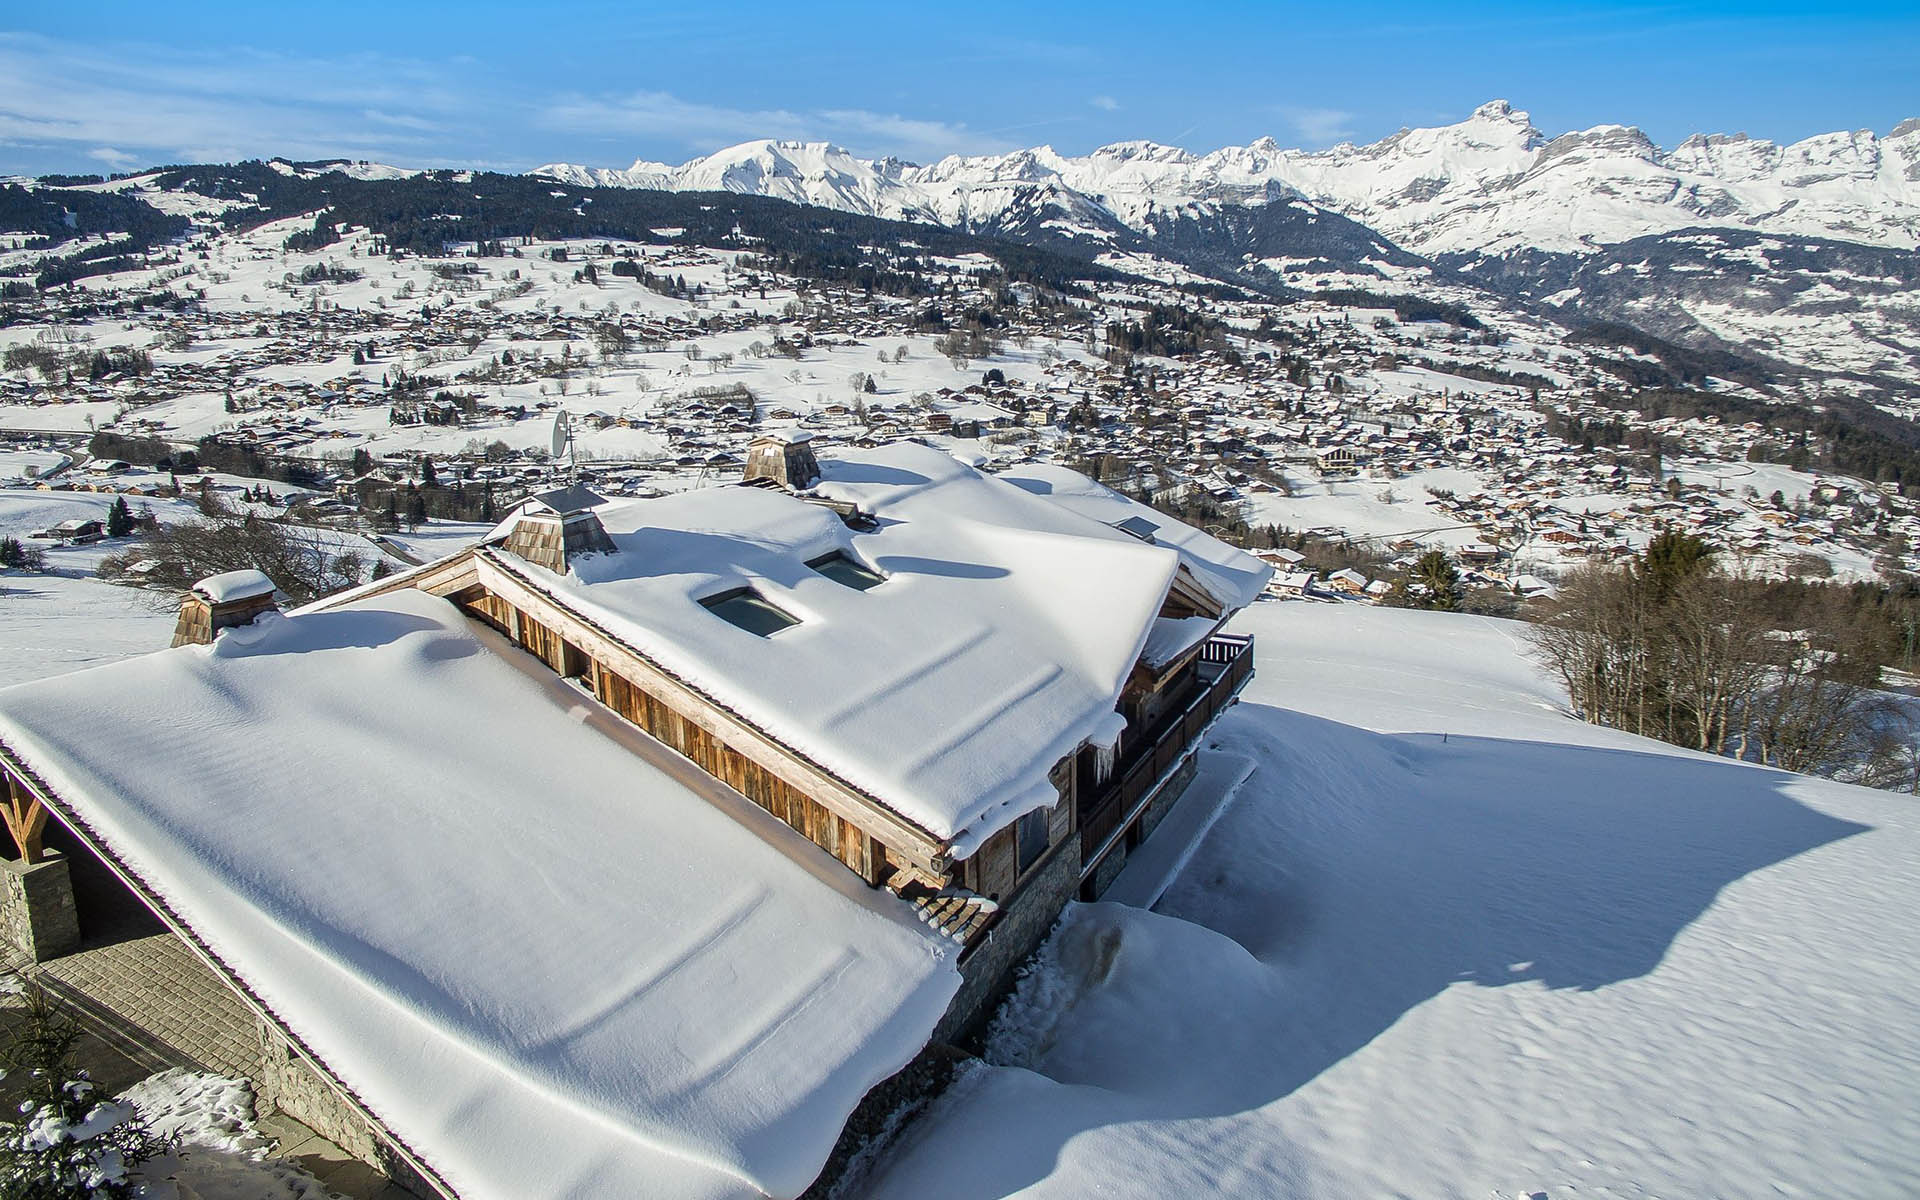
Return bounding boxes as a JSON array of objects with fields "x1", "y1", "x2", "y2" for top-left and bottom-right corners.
[
  {"x1": 535, "y1": 101, "x2": 1920, "y2": 398},
  {"x1": 537, "y1": 100, "x2": 1920, "y2": 259}
]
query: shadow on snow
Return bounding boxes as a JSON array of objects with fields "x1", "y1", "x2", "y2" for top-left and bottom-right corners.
[{"x1": 874, "y1": 700, "x2": 1870, "y2": 1197}]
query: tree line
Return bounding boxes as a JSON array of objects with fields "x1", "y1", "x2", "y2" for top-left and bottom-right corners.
[{"x1": 1531, "y1": 530, "x2": 1915, "y2": 780}]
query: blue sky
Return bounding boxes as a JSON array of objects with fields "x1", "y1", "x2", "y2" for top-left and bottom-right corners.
[{"x1": 3, "y1": 1, "x2": 1915, "y2": 175}]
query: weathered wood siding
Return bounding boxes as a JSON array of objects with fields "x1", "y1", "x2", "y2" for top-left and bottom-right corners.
[
  {"x1": 1048, "y1": 761, "x2": 1075, "y2": 847},
  {"x1": 590, "y1": 663, "x2": 882, "y2": 883},
  {"x1": 458, "y1": 589, "x2": 884, "y2": 885},
  {"x1": 970, "y1": 829, "x2": 1018, "y2": 901},
  {"x1": 963, "y1": 765, "x2": 1074, "y2": 902}
]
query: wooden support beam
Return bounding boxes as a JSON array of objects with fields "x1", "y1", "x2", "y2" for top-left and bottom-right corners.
[{"x1": 2, "y1": 767, "x2": 47, "y2": 864}]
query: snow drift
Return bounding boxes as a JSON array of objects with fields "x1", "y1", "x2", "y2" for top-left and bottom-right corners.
[{"x1": 866, "y1": 603, "x2": 1920, "y2": 1199}]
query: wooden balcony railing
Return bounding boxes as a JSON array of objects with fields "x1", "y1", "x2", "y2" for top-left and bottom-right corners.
[{"x1": 1079, "y1": 633, "x2": 1254, "y2": 862}]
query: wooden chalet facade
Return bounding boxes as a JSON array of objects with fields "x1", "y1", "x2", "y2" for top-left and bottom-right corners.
[
  {"x1": 330, "y1": 444, "x2": 1268, "y2": 1003},
  {"x1": 349, "y1": 487, "x2": 1260, "y2": 959}
]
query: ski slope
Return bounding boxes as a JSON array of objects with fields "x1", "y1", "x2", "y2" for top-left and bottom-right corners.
[{"x1": 866, "y1": 602, "x2": 1920, "y2": 1200}]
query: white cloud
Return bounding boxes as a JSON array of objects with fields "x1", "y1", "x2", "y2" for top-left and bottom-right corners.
[
  {"x1": 0, "y1": 30, "x2": 1011, "y2": 173},
  {"x1": 0, "y1": 32, "x2": 463, "y2": 169},
  {"x1": 1090, "y1": 95, "x2": 1121, "y2": 112},
  {"x1": 815, "y1": 109, "x2": 1009, "y2": 161},
  {"x1": 1284, "y1": 106, "x2": 1358, "y2": 146},
  {"x1": 541, "y1": 91, "x2": 1009, "y2": 163}
]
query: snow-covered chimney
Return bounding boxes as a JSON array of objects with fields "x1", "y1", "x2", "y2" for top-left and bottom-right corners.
[
  {"x1": 744, "y1": 430, "x2": 821, "y2": 491},
  {"x1": 171, "y1": 570, "x2": 280, "y2": 647}
]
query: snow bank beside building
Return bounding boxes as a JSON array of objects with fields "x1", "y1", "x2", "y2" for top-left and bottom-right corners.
[{"x1": 867, "y1": 604, "x2": 1920, "y2": 1199}]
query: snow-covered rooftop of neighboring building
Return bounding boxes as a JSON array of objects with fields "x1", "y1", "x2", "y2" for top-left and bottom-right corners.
[
  {"x1": 0, "y1": 588, "x2": 958, "y2": 1200},
  {"x1": 485, "y1": 445, "x2": 1269, "y2": 854}
]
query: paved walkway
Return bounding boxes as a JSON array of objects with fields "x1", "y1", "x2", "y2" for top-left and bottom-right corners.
[{"x1": 1, "y1": 839, "x2": 418, "y2": 1198}]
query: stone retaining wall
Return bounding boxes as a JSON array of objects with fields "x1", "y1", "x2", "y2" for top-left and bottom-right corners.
[{"x1": 254, "y1": 1022, "x2": 439, "y2": 1197}]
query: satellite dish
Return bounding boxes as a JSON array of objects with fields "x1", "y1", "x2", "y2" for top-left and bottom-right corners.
[{"x1": 549, "y1": 412, "x2": 568, "y2": 459}]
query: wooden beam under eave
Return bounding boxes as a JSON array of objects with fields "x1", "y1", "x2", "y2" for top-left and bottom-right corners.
[
  {"x1": 1163, "y1": 564, "x2": 1226, "y2": 620},
  {"x1": 2, "y1": 766, "x2": 47, "y2": 864},
  {"x1": 305, "y1": 549, "x2": 484, "y2": 614}
]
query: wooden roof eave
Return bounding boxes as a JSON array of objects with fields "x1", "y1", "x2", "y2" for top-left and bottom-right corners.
[
  {"x1": 1126, "y1": 615, "x2": 1227, "y2": 696},
  {"x1": 1164, "y1": 563, "x2": 1227, "y2": 621}
]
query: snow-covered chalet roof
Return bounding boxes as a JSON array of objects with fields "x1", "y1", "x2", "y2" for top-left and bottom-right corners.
[
  {"x1": 0, "y1": 589, "x2": 959, "y2": 1200},
  {"x1": 996, "y1": 463, "x2": 1273, "y2": 611},
  {"x1": 486, "y1": 442, "x2": 1269, "y2": 854}
]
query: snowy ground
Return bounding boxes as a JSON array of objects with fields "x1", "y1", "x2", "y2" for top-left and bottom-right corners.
[
  {"x1": 864, "y1": 601, "x2": 1920, "y2": 1199},
  {"x1": 1244, "y1": 467, "x2": 1489, "y2": 549},
  {"x1": 121, "y1": 1070, "x2": 340, "y2": 1199}
]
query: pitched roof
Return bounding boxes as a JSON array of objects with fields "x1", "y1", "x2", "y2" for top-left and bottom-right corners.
[
  {"x1": 525, "y1": 483, "x2": 608, "y2": 515},
  {"x1": 0, "y1": 590, "x2": 957, "y2": 1200},
  {"x1": 503, "y1": 443, "x2": 1243, "y2": 854},
  {"x1": 997, "y1": 464, "x2": 1274, "y2": 611}
]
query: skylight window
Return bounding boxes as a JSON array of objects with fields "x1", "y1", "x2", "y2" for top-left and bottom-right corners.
[
  {"x1": 1110, "y1": 515, "x2": 1159, "y2": 544},
  {"x1": 700, "y1": 587, "x2": 800, "y2": 636},
  {"x1": 806, "y1": 551, "x2": 885, "y2": 592}
]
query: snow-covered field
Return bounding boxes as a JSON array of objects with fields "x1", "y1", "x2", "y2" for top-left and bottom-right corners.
[
  {"x1": 1244, "y1": 467, "x2": 1489, "y2": 548},
  {"x1": 866, "y1": 601, "x2": 1920, "y2": 1199},
  {"x1": 0, "y1": 486, "x2": 422, "y2": 687}
]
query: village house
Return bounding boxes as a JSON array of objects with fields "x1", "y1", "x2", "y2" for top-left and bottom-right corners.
[
  {"x1": 0, "y1": 435, "x2": 1269, "y2": 1200},
  {"x1": 28, "y1": 517, "x2": 106, "y2": 544}
]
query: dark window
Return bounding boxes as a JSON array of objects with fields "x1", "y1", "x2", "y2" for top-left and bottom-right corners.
[
  {"x1": 1016, "y1": 807, "x2": 1050, "y2": 875},
  {"x1": 806, "y1": 551, "x2": 885, "y2": 591},
  {"x1": 700, "y1": 587, "x2": 800, "y2": 636},
  {"x1": 1110, "y1": 515, "x2": 1159, "y2": 543}
]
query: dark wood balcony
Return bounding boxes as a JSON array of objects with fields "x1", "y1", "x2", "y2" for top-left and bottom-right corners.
[{"x1": 1078, "y1": 632, "x2": 1255, "y2": 866}]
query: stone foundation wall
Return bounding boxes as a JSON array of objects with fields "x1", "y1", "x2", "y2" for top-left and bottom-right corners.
[
  {"x1": 1136, "y1": 753, "x2": 1197, "y2": 844},
  {"x1": 0, "y1": 853, "x2": 79, "y2": 963},
  {"x1": 254, "y1": 1021, "x2": 440, "y2": 1197},
  {"x1": 933, "y1": 835, "x2": 1081, "y2": 1048}
]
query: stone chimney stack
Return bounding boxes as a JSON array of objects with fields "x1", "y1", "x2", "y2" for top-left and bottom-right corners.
[
  {"x1": 172, "y1": 570, "x2": 280, "y2": 647},
  {"x1": 744, "y1": 430, "x2": 821, "y2": 491}
]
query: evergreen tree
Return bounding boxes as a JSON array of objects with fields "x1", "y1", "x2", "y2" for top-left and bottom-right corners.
[
  {"x1": 0, "y1": 536, "x2": 47, "y2": 570},
  {"x1": 420, "y1": 456, "x2": 437, "y2": 487},
  {"x1": 0, "y1": 985, "x2": 168, "y2": 1197},
  {"x1": 1409, "y1": 549, "x2": 1463, "y2": 611},
  {"x1": 1638, "y1": 528, "x2": 1712, "y2": 603},
  {"x1": 105, "y1": 497, "x2": 133, "y2": 538}
]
